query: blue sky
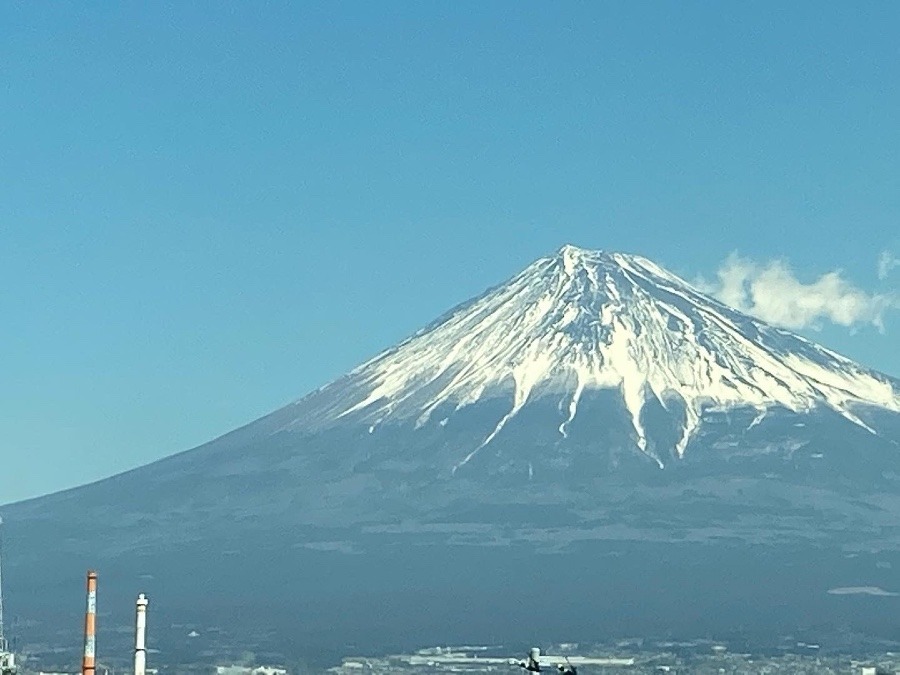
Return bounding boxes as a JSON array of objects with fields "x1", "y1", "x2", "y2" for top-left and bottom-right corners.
[{"x1": 1, "y1": 1, "x2": 898, "y2": 503}]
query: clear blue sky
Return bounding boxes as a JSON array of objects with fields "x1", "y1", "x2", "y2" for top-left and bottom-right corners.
[{"x1": 1, "y1": 1, "x2": 898, "y2": 503}]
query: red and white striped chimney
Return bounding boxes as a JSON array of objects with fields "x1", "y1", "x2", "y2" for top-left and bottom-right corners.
[{"x1": 82, "y1": 570, "x2": 97, "y2": 675}]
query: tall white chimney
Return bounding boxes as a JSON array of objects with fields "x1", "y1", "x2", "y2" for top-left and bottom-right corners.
[{"x1": 134, "y1": 593, "x2": 148, "y2": 675}]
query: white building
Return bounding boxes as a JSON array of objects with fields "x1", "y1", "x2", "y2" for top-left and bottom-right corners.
[{"x1": 216, "y1": 666, "x2": 288, "y2": 675}]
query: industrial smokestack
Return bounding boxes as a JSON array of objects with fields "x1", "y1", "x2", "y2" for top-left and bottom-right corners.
[
  {"x1": 134, "y1": 594, "x2": 148, "y2": 675},
  {"x1": 82, "y1": 571, "x2": 97, "y2": 675}
]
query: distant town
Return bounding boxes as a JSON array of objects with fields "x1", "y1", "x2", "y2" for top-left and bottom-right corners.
[
  {"x1": 3, "y1": 563, "x2": 900, "y2": 674},
  {"x1": 9, "y1": 634, "x2": 900, "y2": 674},
  {"x1": 326, "y1": 643, "x2": 900, "y2": 675}
]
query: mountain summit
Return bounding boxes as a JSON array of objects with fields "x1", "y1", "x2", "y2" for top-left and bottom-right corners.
[{"x1": 286, "y1": 244, "x2": 899, "y2": 468}]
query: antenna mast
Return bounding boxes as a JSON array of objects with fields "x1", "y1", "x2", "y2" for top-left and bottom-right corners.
[
  {"x1": 0, "y1": 516, "x2": 6, "y2": 652},
  {"x1": 0, "y1": 516, "x2": 16, "y2": 675}
]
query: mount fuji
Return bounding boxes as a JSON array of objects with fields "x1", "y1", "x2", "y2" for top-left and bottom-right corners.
[{"x1": 4, "y1": 245, "x2": 900, "y2": 665}]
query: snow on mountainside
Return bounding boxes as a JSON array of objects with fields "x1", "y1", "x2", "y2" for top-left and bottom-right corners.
[{"x1": 289, "y1": 245, "x2": 899, "y2": 466}]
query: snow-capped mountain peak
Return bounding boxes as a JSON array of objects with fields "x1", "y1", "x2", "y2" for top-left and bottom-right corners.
[{"x1": 303, "y1": 245, "x2": 899, "y2": 467}]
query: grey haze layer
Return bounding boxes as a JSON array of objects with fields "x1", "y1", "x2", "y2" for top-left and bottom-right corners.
[{"x1": 3, "y1": 246, "x2": 900, "y2": 663}]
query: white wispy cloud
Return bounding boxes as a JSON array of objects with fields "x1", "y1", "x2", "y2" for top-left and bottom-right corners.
[
  {"x1": 827, "y1": 586, "x2": 899, "y2": 597},
  {"x1": 878, "y1": 250, "x2": 900, "y2": 281},
  {"x1": 699, "y1": 253, "x2": 898, "y2": 331}
]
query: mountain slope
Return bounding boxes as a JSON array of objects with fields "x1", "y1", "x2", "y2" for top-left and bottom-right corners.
[
  {"x1": 7, "y1": 245, "x2": 899, "y2": 536},
  {"x1": 3, "y1": 245, "x2": 900, "y2": 665}
]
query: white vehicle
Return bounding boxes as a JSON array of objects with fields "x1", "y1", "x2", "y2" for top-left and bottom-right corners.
[{"x1": 509, "y1": 647, "x2": 577, "y2": 674}]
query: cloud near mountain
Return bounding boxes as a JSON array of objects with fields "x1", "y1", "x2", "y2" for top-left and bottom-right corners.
[
  {"x1": 878, "y1": 249, "x2": 900, "y2": 281},
  {"x1": 700, "y1": 253, "x2": 898, "y2": 331}
]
